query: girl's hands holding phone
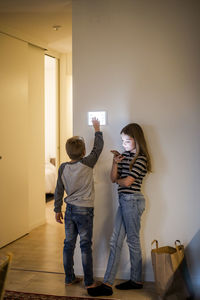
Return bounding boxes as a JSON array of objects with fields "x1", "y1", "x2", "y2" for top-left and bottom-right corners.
[
  {"x1": 111, "y1": 150, "x2": 120, "y2": 156},
  {"x1": 110, "y1": 150, "x2": 124, "y2": 163}
]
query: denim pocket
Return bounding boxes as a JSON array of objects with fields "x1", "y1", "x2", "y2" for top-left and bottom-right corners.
[
  {"x1": 89, "y1": 210, "x2": 94, "y2": 218},
  {"x1": 65, "y1": 209, "x2": 71, "y2": 217},
  {"x1": 136, "y1": 199, "x2": 145, "y2": 216},
  {"x1": 75, "y1": 210, "x2": 94, "y2": 229}
]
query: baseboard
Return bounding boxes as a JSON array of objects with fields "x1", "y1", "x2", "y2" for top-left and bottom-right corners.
[
  {"x1": 75, "y1": 267, "x2": 148, "y2": 281},
  {"x1": 28, "y1": 218, "x2": 45, "y2": 231},
  {"x1": 74, "y1": 267, "x2": 200, "y2": 291}
]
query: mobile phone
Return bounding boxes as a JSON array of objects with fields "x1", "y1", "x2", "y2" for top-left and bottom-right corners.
[{"x1": 110, "y1": 150, "x2": 121, "y2": 156}]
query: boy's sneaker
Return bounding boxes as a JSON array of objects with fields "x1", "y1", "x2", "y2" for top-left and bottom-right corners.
[
  {"x1": 65, "y1": 277, "x2": 82, "y2": 286},
  {"x1": 85, "y1": 281, "x2": 101, "y2": 289}
]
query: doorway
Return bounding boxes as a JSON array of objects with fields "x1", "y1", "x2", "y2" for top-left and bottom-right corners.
[{"x1": 44, "y1": 55, "x2": 59, "y2": 202}]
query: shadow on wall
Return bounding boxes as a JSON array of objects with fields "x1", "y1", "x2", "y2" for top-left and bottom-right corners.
[
  {"x1": 92, "y1": 152, "x2": 117, "y2": 273},
  {"x1": 141, "y1": 124, "x2": 168, "y2": 281},
  {"x1": 185, "y1": 229, "x2": 200, "y2": 299},
  {"x1": 140, "y1": 125, "x2": 200, "y2": 300},
  {"x1": 92, "y1": 128, "x2": 122, "y2": 275},
  {"x1": 93, "y1": 185, "x2": 116, "y2": 270}
]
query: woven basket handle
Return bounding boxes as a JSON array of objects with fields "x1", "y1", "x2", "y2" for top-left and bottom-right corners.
[
  {"x1": 174, "y1": 239, "x2": 183, "y2": 253},
  {"x1": 151, "y1": 240, "x2": 158, "y2": 249},
  {"x1": 175, "y1": 240, "x2": 181, "y2": 247}
]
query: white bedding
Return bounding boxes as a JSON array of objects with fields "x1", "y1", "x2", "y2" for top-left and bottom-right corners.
[{"x1": 45, "y1": 162, "x2": 56, "y2": 194}]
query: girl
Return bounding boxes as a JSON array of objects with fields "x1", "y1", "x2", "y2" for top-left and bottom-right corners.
[{"x1": 88, "y1": 123, "x2": 151, "y2": 297}]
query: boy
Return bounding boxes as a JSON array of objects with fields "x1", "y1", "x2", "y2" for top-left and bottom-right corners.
[{"x1": 54, "y1": 118, "x2": 103, "y2": 288}]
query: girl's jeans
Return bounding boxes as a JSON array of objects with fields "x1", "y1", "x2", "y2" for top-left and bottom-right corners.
[
  {"x1": 63, "y1": 203, "x2": 94, "y2": 287},
  {"x1": 104, "y1": 192, "x2": 145, "y2": 285}
]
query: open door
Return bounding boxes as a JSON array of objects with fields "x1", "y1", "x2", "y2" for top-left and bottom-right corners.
[{"x1": 0, "y1": 33, "x2": 29, "y2": 247}]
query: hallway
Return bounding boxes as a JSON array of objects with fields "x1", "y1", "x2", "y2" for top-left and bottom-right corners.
[{"x1": 0, "y1": 201, "x2": 157, "y2": 299}]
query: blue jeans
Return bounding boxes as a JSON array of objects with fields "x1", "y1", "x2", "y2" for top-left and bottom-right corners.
[
  {"x1": 104, "y1": 192, "x2": 145, "y2": 285},
  {"x1": 63, "y1": 204, "x2": 94, "y2": 286}
]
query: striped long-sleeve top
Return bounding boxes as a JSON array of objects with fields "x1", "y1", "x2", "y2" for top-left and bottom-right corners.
[{"x1": 117, "y1": 151, "x2": 147, "y2": 194}]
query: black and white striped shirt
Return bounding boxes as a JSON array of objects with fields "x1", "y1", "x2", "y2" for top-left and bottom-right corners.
[{"x1": 118, "y1": 151, "x2": 147, "y2": 194}]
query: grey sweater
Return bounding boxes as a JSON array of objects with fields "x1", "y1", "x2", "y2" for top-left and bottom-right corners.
[{"x1": 54, "y1": 131, "x2": 104, "y2": 213}]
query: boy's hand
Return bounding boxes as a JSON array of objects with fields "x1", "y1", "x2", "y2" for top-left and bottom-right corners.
[
  {"x1": 92, "y1": 117, "x2": 100, "y2": 132},
  {"x1": 55, "y1": 212, "x2": 63, "y2": 224}
]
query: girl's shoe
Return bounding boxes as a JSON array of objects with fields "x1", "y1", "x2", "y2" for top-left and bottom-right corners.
[
  {"x1": 87, "y1": 283, "x2": 113, "y2": 296},
  {"x1": 115, "y1": 280, "x2": 143, "y2": 290}
]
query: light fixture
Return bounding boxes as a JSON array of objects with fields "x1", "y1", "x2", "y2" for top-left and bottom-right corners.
[{"x1": 52, "y1": 25, "x2": 62, "y2": 31}]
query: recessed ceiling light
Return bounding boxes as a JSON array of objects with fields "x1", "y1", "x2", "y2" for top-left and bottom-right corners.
[{"x1": 52, "y1": 25, "x2": 62, "y2": 31}]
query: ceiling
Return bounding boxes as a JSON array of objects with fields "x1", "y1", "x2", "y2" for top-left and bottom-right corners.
[{"x1": 0, "y1": 0, "x2": 72, "y2": 53}]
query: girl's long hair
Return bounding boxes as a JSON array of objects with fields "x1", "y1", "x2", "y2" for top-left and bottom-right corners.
[{"x1": 120, "y1": 123, "x2": 152, "y2": 172}]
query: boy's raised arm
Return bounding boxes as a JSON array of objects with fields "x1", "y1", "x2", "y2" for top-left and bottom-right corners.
[
  {"x1": 92, "y1": 117, "x2": 100, "y2": 132},
  {"x1": 82, "y1": 118, "x2": 104, "y2": 168}
]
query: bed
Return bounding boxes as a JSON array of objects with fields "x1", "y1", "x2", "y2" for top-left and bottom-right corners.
[{"x1": 45, "y1": 159, "x2": 57, "y2": 194}]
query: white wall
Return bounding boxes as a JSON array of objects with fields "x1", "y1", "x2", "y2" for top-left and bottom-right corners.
[{"x1": 72, "y1": 0, "x2": 200, "y2": 294}]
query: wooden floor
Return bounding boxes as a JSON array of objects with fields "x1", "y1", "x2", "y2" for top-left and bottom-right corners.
[{"x1": 0, "y1": 201, "x2": 157, "y2": 300}]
